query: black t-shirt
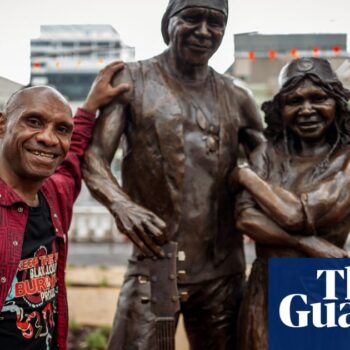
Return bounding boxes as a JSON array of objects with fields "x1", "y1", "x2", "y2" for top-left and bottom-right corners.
[{"x1": 0, "y1": 192, "x2": 58, "y2": 350}]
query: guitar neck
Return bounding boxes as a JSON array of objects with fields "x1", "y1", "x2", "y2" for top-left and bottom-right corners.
[
  {"x1": 156, "y1": 317, "x2": 176, "y2": 350},
  {"x1": 142, "y1": 241, "x2": 183, "y2": 350}
]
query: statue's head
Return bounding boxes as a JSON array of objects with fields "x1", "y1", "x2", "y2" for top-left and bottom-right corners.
[
  {"x1": 262, "y1": 57, "x2": 350, "y2": 180},
  {"x1": 278, "y1": 57, "x2": 339, "y2": 88},
  {"x1": 161, "y1": 0, "x2": 228, "y2": 65},
  {"x1": 263, "y1": 57, "x2": 350, "y2": 147}
]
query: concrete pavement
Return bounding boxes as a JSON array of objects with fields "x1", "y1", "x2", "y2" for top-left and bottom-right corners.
[{"x1": 66, "y1": 265, "x2": 190, "y2": 349}]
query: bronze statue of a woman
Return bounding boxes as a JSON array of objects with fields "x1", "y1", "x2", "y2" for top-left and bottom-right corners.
[{"x1": 234, "y1": 57, "x2": 350, "y2": 350}]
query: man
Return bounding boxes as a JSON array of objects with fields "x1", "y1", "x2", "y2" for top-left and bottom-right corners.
[
  {"x1": 83, "y1": 1, "x2": 264, "y2": 349},
  {"x1": 0, "y1": 62, "x2": 129, "y2": 350}
]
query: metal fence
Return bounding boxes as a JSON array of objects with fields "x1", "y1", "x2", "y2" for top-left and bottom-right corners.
[{"x1": 69, "y1": 206, "x2": 127, "y2": 243}]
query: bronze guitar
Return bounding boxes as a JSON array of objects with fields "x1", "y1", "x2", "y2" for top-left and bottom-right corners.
[{"x1": 140, "y1": 242, "x2": 185, "y2": 350}]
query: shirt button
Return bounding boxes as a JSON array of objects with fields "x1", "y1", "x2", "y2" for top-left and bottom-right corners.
[
  {"x1": 13, "y1": 241, "x2": 18, "y2": 246},
  {"x1": 1, "y1": 277, "x2": 6, "y2": 283},
  {"x1": 17, "y1": 207, "x2": 23, "y2": 213},
  {"x1": 53, "y1": 213, "x2": 58, "y2": 219}
]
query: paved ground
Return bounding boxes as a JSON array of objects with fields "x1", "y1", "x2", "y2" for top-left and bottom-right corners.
[
  {"x1": 66, "y1": 242, "x2": 257, "y2": 349},
  {"x1": 67, "y1": 265, "x2": 190, "y2": 349}
]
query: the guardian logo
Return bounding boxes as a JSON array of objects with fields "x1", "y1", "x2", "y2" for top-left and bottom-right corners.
[
  {"x1": 279, "y1": 267, "x2": 350, "y2": 328},
  {"x1": 269, "y1": 258, "x2": 350, "y2": 350}
]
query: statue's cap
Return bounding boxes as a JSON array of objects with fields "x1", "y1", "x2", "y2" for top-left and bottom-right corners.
[
  {"x1": 278, "y1": 57, "x2": 339, "y2": 88},
  {"x1": 161, "y1": 0, "x2": 228, "y2": 44}
]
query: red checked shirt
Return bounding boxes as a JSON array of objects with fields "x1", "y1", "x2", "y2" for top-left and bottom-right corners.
[{"x1": 0, "y1": 108, "x2": 95, "y2": 350}]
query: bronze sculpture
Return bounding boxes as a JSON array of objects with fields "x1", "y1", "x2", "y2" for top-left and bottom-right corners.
[
  {"x1": 83, "y1": 0, "x2": 265, "y2": 349},
  {"x1": 234, "y1": 57, "x2": 350, "y2": 350}
]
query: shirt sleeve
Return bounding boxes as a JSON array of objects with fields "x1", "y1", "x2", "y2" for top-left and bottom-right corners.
[{"x1": 47, "y1": 108, "x2": 96, "y2": 204}]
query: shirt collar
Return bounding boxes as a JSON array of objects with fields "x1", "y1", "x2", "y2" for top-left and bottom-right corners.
[{"x1": 0, "y1": 177, "x2": 31, "y2": 206}]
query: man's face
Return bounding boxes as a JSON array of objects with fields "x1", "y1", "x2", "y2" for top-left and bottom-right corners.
[
  {"x1": 0, "y1": 88, "x2": 73, "y2": 182},
  {"x1": 168, "y1": 7, "x2": 226, "y2": 65},
  {"x1": 281, "y1": 79, "x2": 336, "y2": 142}
]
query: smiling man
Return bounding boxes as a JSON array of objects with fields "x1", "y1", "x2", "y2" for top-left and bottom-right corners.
[
  {"x1": 0, "y1": 62, "x2": 129, "y2": 350},
  {"x1": 83, "y1": 1, "x2": 264, "y2": 349}
]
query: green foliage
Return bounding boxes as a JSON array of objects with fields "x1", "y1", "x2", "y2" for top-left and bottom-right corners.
[
  {"x1": 86, "y1": 329, "x2": 108, "y2": 350},
  {"x1": 99, "y1": 324, "x2": 112, "y2": 338},
  {"x1": 98, "y1": 276, "x2": 108, "y2": 288},
  {"x1": 65, "y1": 278, "x2": 72, "y2": 287},
  {"x1": 69, "y1": 319, "x2": 79, "y2": 331}
]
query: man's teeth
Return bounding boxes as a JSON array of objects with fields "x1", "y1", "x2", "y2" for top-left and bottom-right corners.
[{"x1": 30, "y1": 150, "x2": 55, "y2": 159}]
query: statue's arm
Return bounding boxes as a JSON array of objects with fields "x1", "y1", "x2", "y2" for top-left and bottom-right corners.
[
  {"x1": 305, "y1": 158, "x2": 350, "y2": 228},
  {"x1": 235, "y1": 166, "x2": 304, "y2": 231},
  {"x1": 236, "y1": 153, "x2": 350, "y2": 232},
  {"x1": 83, "y1": 69, "x2": 167, "y2": 258},
  {"x1": 237, "y1": 206, "x2": 348, "y2": 258},
  {"x1": 236, "y1": 86, "x2": 266, "y2": 153},
  {"x1": 231, "y1": 142, "x2": 301, "y2": 232}
]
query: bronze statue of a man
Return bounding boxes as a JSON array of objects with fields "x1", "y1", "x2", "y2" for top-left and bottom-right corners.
[
  {"x1": 234, "y1": 57, "x2": 350, "y2": 350},
  {"x1": 83, "y1": 0, "x2": 264, "y2": 348}
]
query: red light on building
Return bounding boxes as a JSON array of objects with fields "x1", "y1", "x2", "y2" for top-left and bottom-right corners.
[
  {"x1": 290, "y1": 48, "x2": 298, "y2": 58},
  {"x1": 332, "y1": 46, "x2": 341, "y2": 55},
  {"x1": 32, "y1": 62, "x2": 41, "y2": 69},
  {"x1": 312, "y1": 47, "x2": 320, "y2": 56},
  {"x1": 268, "y1": 50, "x2": 277, "y2": 60},
  {"x1": 248, "y1": 51, "x2": 255, "y2": 60}
]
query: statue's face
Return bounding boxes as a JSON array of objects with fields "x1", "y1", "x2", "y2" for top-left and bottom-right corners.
[
  {"x1": 281, "y1": 79, "x2": 336, "y2": 142},
  {"x1": 168, "y1": 7, "x2": 226, "y2": 65}
]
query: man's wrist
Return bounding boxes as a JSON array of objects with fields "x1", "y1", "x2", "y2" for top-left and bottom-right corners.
[
  {"x1": 77, "y1": 107, "x2": 96, "y2": 118},
  {"x1": 81, "y1": 101, "x2": 99, "y2": 115}
]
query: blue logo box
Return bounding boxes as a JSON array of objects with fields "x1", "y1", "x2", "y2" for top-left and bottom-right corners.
[{"x1": 269, "y1": 258, "x2": 350, "y2": 350}]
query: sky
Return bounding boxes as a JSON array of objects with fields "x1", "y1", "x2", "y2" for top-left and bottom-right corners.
[{"x1": 1, "y1": 0, "x2": 349, "y2": 85}]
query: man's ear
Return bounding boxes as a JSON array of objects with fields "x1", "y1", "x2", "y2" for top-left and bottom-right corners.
[{"x1": 0, "y1": 112, "x2": 7, "y2": 137}]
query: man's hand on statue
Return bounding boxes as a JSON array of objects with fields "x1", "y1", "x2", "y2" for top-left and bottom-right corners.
[
  {"x1": 82, "y1": 61, "x2": 130, "y2": 114},
  {"x1": 297, "y1": 236, "x2": 349, "y2": 258},
  {"x1": 112, "y1": 201, "x2": 167, "y2": 258}
]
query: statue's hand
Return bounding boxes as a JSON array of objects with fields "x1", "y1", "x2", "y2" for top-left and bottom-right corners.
[
  {"x1": 298, "y1": 236, "x2": 348, "y2": 258},
  {"x1": 111, "y1": 200, "x2": 167, "y2": 258}
]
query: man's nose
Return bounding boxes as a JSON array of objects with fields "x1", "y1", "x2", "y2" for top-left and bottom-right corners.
[
  {"x1": 195, "y1": 21, "x2": 210, "y2": 37},
  {"x1": 36, "y1": 126, "x2": 59, "y2": 146}
]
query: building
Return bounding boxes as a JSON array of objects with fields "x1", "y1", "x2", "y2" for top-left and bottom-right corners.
[
  {"x1": 30, "y1": 24, "x2": 135, "y2": 101},
  {"x1": 336, "y1": 59, "x2": 350, "y2": 88},
  {"x1": 0, "y1": 76, "x2": 23, "y2": 110},
  {"x1": 227, "y1": 33, "x2": 349, "y2": 105}
]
